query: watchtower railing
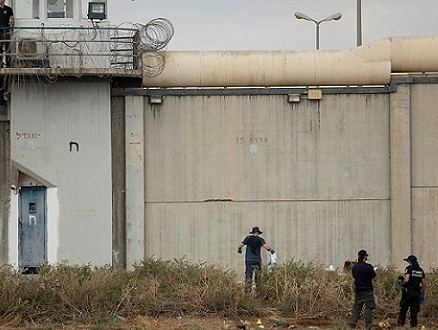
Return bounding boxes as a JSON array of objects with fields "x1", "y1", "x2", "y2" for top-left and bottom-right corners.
[{"x1": 0, "y1": 25, "x2": 140, "y2": 71}]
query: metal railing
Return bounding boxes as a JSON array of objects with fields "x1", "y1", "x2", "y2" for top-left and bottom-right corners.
[
  {"x1": 0, "y1": 26, "x2": 138, "y2": 70},
  {"x1": 0, "y1": 19, "x2": 173, "y2": 75}
]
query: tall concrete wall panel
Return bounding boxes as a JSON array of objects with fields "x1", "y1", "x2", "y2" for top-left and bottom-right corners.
[
  {"x1": 389, "y1": 84, "x2": 412, "y2": 269},
  {"x1": 411, "y1": 83, "x2": 438, "y2": 268},
  {"x1": 144, "y1": 93, "x2": 391, "y2": 271},
  {"x1": 411, "y1": 84, "x2": 438, "y2": 186}
]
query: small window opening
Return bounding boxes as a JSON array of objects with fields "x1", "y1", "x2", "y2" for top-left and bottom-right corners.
[{"x1": 29, "y1": 202, "x2": 37, "y2": 213}]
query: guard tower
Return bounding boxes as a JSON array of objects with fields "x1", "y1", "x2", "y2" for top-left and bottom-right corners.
[
  {"x1": 0, "y1": 0, "x2": 174, "y2": 272},
  {"x1": 5, "y1": 0, "x2": 138, "y2": 71},
  {"x1": 1, "y1": 0, "x2": 139, "y2": 271}
]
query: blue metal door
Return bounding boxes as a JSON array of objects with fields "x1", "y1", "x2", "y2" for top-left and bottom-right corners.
[{"x1": 18, "y1": 186, "x2": 47, "y2": 268}]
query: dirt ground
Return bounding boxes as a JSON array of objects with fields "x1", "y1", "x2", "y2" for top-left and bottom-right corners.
[
  {"x1": 127, "y1": 315, "x2": 339, "y2": 330},
  {"x1": 124, "y1": 315, "x2": 438, "y2": 330},
  {"x1": 1, "y1": 315, "x2": 436, "y2": 330},
  {"x1": 0, "y1": 315, "x2": 346, "y2": 330},
  {"x1": 128, "y1": 316, "x2": 438, "y2": 330}
]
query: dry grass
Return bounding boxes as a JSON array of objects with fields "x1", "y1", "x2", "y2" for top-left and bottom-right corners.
[{"x1": 0, "y1": 259, "x2": 437, "y2": 330}]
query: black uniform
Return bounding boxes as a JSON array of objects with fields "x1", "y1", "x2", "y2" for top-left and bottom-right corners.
[
  {"x1": 0, "y1": 5, "x2": 13, "y2": 27},
  {"x1": 397, "y1": 257, "x2": 425, "y2": 327}
]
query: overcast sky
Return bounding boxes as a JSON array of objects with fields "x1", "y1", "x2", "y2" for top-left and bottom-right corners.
[{"x1": 108, "y1": 0, "x2": 438, "y2": 51}]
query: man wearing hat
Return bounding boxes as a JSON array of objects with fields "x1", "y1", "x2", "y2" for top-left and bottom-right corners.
[
  {"x1": 397, "y1": 255, "x2": 426, "y2": 327},
  {"x1": 350, "y1": 249, "x2": 376, "y2": 330},
  {"x1": 237, "y1": 226, "x2": 274, "y2": 293}
]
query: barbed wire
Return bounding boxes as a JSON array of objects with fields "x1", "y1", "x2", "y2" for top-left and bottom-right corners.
[
  {"x1": 1, "y1": 17, "x2": 174, "y2": 92},
  {"x1": 138, "y1": 18, "x2": 174, "y2": 52}
]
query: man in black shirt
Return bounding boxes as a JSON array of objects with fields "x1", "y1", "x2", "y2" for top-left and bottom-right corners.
[
  {"x1": 350, "y1": 249, "x2": 376, "y2": 330},
  {"x1": 397, "y1": 255, "x2": 426, "y2": 327},
  {"x1": 237, "y1": 226, "x2": 274, "y2": 293},
  {"x1": 0, "y1": 0, "x2": 14, "y2": 67}
]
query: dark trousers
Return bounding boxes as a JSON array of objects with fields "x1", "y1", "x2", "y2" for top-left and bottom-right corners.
[
  {"x1": 0, "y1": 30, "x2": 11, "y2": 66},
  {"x1": 244, "y1": 261, "x2": 260, "y2": 293},
  {"x1": 350, "y1": 291, "x2": 375, "y2": 330},
  {"x1": 398, "y1": 288, "x2": 420, "y2": 327}
]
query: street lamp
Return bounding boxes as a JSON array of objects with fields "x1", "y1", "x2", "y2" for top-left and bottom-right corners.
[
  {"x1": 294, "y1": 11, "x2": 342, "y2": 50},
  {"x1": 357, "y1": 0, "x2": 362, "y2": 46}
]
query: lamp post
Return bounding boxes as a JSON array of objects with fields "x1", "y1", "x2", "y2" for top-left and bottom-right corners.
[
  {"x1": 294, "y1": 11, "x2": 342, "y2": 50},
  {"x1": 357, "y1": 0, "x2": 362, "y2": 46}
]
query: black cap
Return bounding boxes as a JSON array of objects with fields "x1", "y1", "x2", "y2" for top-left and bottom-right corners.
[
  {"x1": 358, "y1": 250, "x2": 367, "y2": 258},
  {"x1": 404, "y1": 255, "x2": 417, "y2": 263},
  {"x1": 249, "y1": 227, "x2": 263, "y2": 234}
]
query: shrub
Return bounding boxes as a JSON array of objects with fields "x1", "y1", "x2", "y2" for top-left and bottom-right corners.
[{"x1": 0, "y1": 258, "x2": 436, "y2": 327}]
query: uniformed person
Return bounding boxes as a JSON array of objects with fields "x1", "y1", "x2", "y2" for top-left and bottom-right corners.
[{"x1": 397, "y1": 255, "x2": 426, "y2": 327}]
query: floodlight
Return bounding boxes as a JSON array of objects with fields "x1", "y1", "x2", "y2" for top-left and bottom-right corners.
[{"x1": 88, "y1": 2, "x2": 106, "y2": 20}]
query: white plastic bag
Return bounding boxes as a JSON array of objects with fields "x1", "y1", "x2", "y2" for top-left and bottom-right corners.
[{"x1": 269, "y1": 251, "x2": 277, "y2": 264}]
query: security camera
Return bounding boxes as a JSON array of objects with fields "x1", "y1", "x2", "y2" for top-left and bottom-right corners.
[{"x1": 10, "y1": 185, "x2": 19, "y2": 195}]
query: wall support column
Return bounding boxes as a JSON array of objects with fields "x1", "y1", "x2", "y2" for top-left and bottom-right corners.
[
  {"x1": 390, "y1": 83, "x2": 412, "y2": 268},
  {"x1": 111, "y1": 96, "x2": 126, "y2": 269},
  {"x1": 0, "y1": 121, "x2": 11, "y2": 264},
  {"x1": 125, "y1": 96, "x2": 145, "y2": 269}
]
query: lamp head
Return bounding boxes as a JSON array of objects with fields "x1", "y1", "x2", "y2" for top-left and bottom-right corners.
[
  {"x1": 294, "y1": 12, "x2": 315, "y2": 22},
  {"x1": 323, "y1": 12, "x2": 342, "y2": 22}
]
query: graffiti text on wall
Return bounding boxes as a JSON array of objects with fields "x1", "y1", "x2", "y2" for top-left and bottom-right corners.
[
  {"x1": 236, "y1": 137, "x2": 268, "y2": 144},
  {"x1": 16, "y1": 132, "x2": 41, "y2": 140}
]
